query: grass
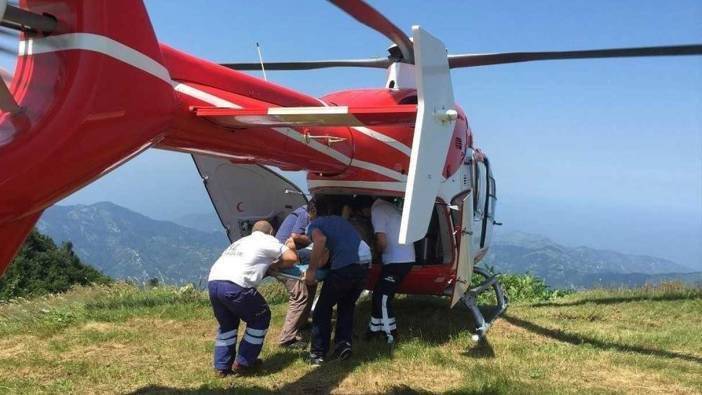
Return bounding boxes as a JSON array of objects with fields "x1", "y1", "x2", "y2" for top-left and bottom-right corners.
[{"x1": 0, "y1": 282, "x2": 700, "y2": 394}]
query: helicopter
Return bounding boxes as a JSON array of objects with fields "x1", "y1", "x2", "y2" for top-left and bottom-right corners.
[{"x1": 0, "y1": 0, "x2": 700, "y2": 340}]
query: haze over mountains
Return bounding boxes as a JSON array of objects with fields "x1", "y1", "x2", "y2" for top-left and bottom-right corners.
[
  {"x1": 36, "y1": 202, "x2": 699, "y2": 288},
  {"x1": 482, "y1": 232, "x2": 698, "y2": 288},
  {"x1": 38, "y1": 202, "x2": 229, "y2": 285}
]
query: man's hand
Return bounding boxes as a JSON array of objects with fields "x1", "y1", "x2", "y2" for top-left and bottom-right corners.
[
  {"x1": 285, "y1": 237, "x2": 296, "y2": 250},
  {"x1": 303, "y1": 269, "x2": 317, "y2": 286}
]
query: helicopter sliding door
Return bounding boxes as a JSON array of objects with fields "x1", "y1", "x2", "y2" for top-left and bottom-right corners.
[
  {"x1": 192, "y1": 154, "x2": 307, "y2": 242},
  {"x1": 472, "y1": 156, "x2": 496, "y2": 256},
  {"x1": 450, "y1": 191, "x2": 474, "y2": 307}
]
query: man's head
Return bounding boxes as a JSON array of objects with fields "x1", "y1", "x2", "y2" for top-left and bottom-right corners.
[
  {"x1": 252, "y1": 220, "x2": 274, "y2": 235},
  {"x1": 307, "y1": 199, "x2": 318, "y2": 221}
]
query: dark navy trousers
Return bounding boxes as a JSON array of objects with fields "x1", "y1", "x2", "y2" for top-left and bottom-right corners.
[
  {"x1": 208, "y1": 280, "x2": 271, "y2": 370},
  {"x1": 368, "y1": 263, "x2": 412, "y2": 336},
  {"x1": 311, "y1": 264, "x2": 368, "y2": 357}
]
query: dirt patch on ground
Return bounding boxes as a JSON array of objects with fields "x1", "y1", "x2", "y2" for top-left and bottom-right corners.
[
  {"x1": 80, "y1": 322, "x2": 116, "y2": 332},
  {"x1": 0, "y1": 336, "x2": 33, "y2": 358}
]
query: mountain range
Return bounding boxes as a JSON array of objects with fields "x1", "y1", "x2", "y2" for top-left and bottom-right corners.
[
  {"x1": 37, "y1": 202, "x2": 229, "y2": 284},
  {"x1": 482, "y1": 231, "x2": 699, "y2": 288},
  {"x1": 37, "y1": 202, "x2": 699, "y2": 288}
]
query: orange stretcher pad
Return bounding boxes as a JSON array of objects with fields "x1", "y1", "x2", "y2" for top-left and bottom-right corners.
[{"x1": 193, "y1": 105, "x2": 417, "y2": 128}]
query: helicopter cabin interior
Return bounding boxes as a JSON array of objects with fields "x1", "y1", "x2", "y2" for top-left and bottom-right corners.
[{"x1": 311, "y1": 193, "x2": 455, "y2": 268}]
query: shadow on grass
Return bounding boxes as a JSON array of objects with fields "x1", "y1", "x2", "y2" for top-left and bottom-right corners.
[
  {"x1": 532, "y1": 292, "x2": 701, "y2": 308},
  {"x1": 503, "y1": 314, "x2": 702, "y2": 364},
  {"x1": 461, "y1": 337, "x2": 495, "y2": 359},
  {"x1": 129, "y1": 294, "x2": 487, "y2": 394}
]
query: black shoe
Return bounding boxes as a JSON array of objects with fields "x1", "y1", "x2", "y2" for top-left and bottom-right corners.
[
  {"x1": 308, "y1": 353, "x2": 324, "y2": 366},
  {"x1": 331, "y1": 342, "x2": 352, "y2": 360},
  {"x1": 365, "y1": 328, "x2": 381, "y2": 341}
]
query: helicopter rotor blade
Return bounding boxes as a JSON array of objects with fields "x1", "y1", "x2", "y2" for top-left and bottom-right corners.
[
  {"x1": 0, "y1": 26, "x2": 18, "y2": 38},
  {"x1": 220, "y1": 57, "x2": 391, "y2": 71},
  {"x1": 0, "y1": 44, "x2": 14, "y2": 57},
  {"x1": 328, "y1": 0, "x2": 413, "y2": 62},
  {"x1": 448, "y1": 44, "x2": 702, "y2": 68}
]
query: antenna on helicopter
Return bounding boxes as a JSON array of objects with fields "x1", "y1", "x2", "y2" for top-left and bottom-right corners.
[{"x1": 256, "y1": 42, "x2": 268, "y2": 81}]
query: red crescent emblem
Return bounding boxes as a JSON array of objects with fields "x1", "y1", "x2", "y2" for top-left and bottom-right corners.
[{"x1": 236, "y1": 202, "x2": 244, "y2": 212}]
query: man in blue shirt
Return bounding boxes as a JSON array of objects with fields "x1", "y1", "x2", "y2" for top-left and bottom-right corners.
[
  {"x1": 274, "y1": 204, "x2": 316, "y2": 349},
  {"x1": 304, "y1": 195, "x2": 367, "y2": 365}
]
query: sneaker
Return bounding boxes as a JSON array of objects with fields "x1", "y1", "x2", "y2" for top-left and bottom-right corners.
[
  {"x1": 308, "y1": 353, "x2": 324, "y2": 366},
  {"x1": 332, "y1": 342, "x2": 352, "y2": 360}
]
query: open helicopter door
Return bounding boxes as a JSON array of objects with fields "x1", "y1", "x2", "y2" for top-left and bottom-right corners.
[
  {"x1": 192, "y1": 154, "x2": 307, "y2": 242},
  {"x1": 450, "y1": 192, "x2": 474, "y2": 307},
  {"x1": 399, "y1": 26, "x2": 457, "y2": 245}
]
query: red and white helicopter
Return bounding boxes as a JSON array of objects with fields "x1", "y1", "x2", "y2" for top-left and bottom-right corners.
[{"x1": 0, "y1": 0, "x2": 700, "y2": 339}]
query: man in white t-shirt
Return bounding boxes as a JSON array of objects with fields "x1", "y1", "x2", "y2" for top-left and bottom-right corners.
[
  {"x1": 367, "y1": 197, "x2": 416, "y2": 344},
  {"x1": 208, "y1": 220, "x2": 298, "y2": 377}
]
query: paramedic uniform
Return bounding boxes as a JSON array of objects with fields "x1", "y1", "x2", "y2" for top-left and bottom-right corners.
[
  {"x1": 207, "y1": 231, "x2": 289, "y2": 370},
  {"x1": 368, "y1": 199, "x2": 415, "y2": 341}
]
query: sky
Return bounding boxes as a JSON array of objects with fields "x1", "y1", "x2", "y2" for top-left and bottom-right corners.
[{"x1": 4, "y1": 1, "x2": 700, "y2": 268}]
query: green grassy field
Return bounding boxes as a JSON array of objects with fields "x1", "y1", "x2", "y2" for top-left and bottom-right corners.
[{"x1": 0, "y1": 281, "x2": 700, "y2": 394}]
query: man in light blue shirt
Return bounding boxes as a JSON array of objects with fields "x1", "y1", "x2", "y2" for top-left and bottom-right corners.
[{"x1": 274, "y1": 204, "x2": 316, "y2": 348}]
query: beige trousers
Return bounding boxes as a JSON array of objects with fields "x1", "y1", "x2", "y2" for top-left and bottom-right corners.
[{"x1": 277, "y1": 277, "x2": 317, "y2": 344}]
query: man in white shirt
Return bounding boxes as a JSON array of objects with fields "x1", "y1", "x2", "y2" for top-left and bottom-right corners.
[
  {"x1": 367, "y1": 197, "x2": 416, "y2": 344},
  {"x1": 208, "y1": 220, "x2": 298, "y2": 377}
]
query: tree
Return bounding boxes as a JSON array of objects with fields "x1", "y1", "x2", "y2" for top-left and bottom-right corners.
[{"x1": 0, "y1": 229, "x2": 111, "y2": 300}]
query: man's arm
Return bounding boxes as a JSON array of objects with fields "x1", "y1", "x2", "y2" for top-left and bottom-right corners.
[
  {"x1": 371, "y1": 202, "x2": 388, "y2": 259},
  {"x1": 290, "y1": 233, "x2": 311, "y2": 247},
  {"x1": 375, "y1": 232, "x2": 388, "y2": 255},
  {"x1": 304, "y1": 228, "x2": 328, "y2": 285},
  {"x1": 271, "y1": 237, "x2": 298, "y2": 270}
]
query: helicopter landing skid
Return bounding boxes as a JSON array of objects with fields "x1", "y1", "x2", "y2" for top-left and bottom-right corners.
[{"x1": 461, "y1": 266, "x2": 508, "y2": 342}]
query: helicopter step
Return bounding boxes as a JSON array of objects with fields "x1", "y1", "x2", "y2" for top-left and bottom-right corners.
[{"x1": 461, "y1": 266, "x2": 508, "y2": 342}]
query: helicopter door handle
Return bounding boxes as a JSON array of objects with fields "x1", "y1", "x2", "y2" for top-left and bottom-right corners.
[
  {"x1": 493, "y1": 220, "x2": 503, "y2": 226},
  {"x1": 304, "y1": 133, "x2": 347, "y2": 146}
]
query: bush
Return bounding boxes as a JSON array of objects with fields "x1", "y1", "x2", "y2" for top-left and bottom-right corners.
[
  {"x1": 472, "y1": 267, "x2": 570, "y2": 303},
  {"x1": 0, "y1": 229, "x2": 111, "y2": 300},
  {"x1": 497, "y1": 272, "x2": 570, "y2": 302}
]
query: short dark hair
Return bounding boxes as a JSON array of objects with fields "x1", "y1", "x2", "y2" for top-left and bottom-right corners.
[
  {"x1": 312, "y1": 194, "x2": 337, "y2": 216},
  {"x1": 351, "y1": 195, "x2": 374, "y2": 210}
]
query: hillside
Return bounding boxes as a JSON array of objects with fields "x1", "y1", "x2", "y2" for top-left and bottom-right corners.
[
  {"x1": 0, "y1": 282, "x2": 699, "y2": 394},
  {"x1": 37, "y1": 202, "x2": 229, "y2": 284},
  {"x1": 0, "y1": 230, "x2": 110, "y2": 300},
  {"x1": 482, "y1": 231, "x2": 698, "y2": 288}
]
